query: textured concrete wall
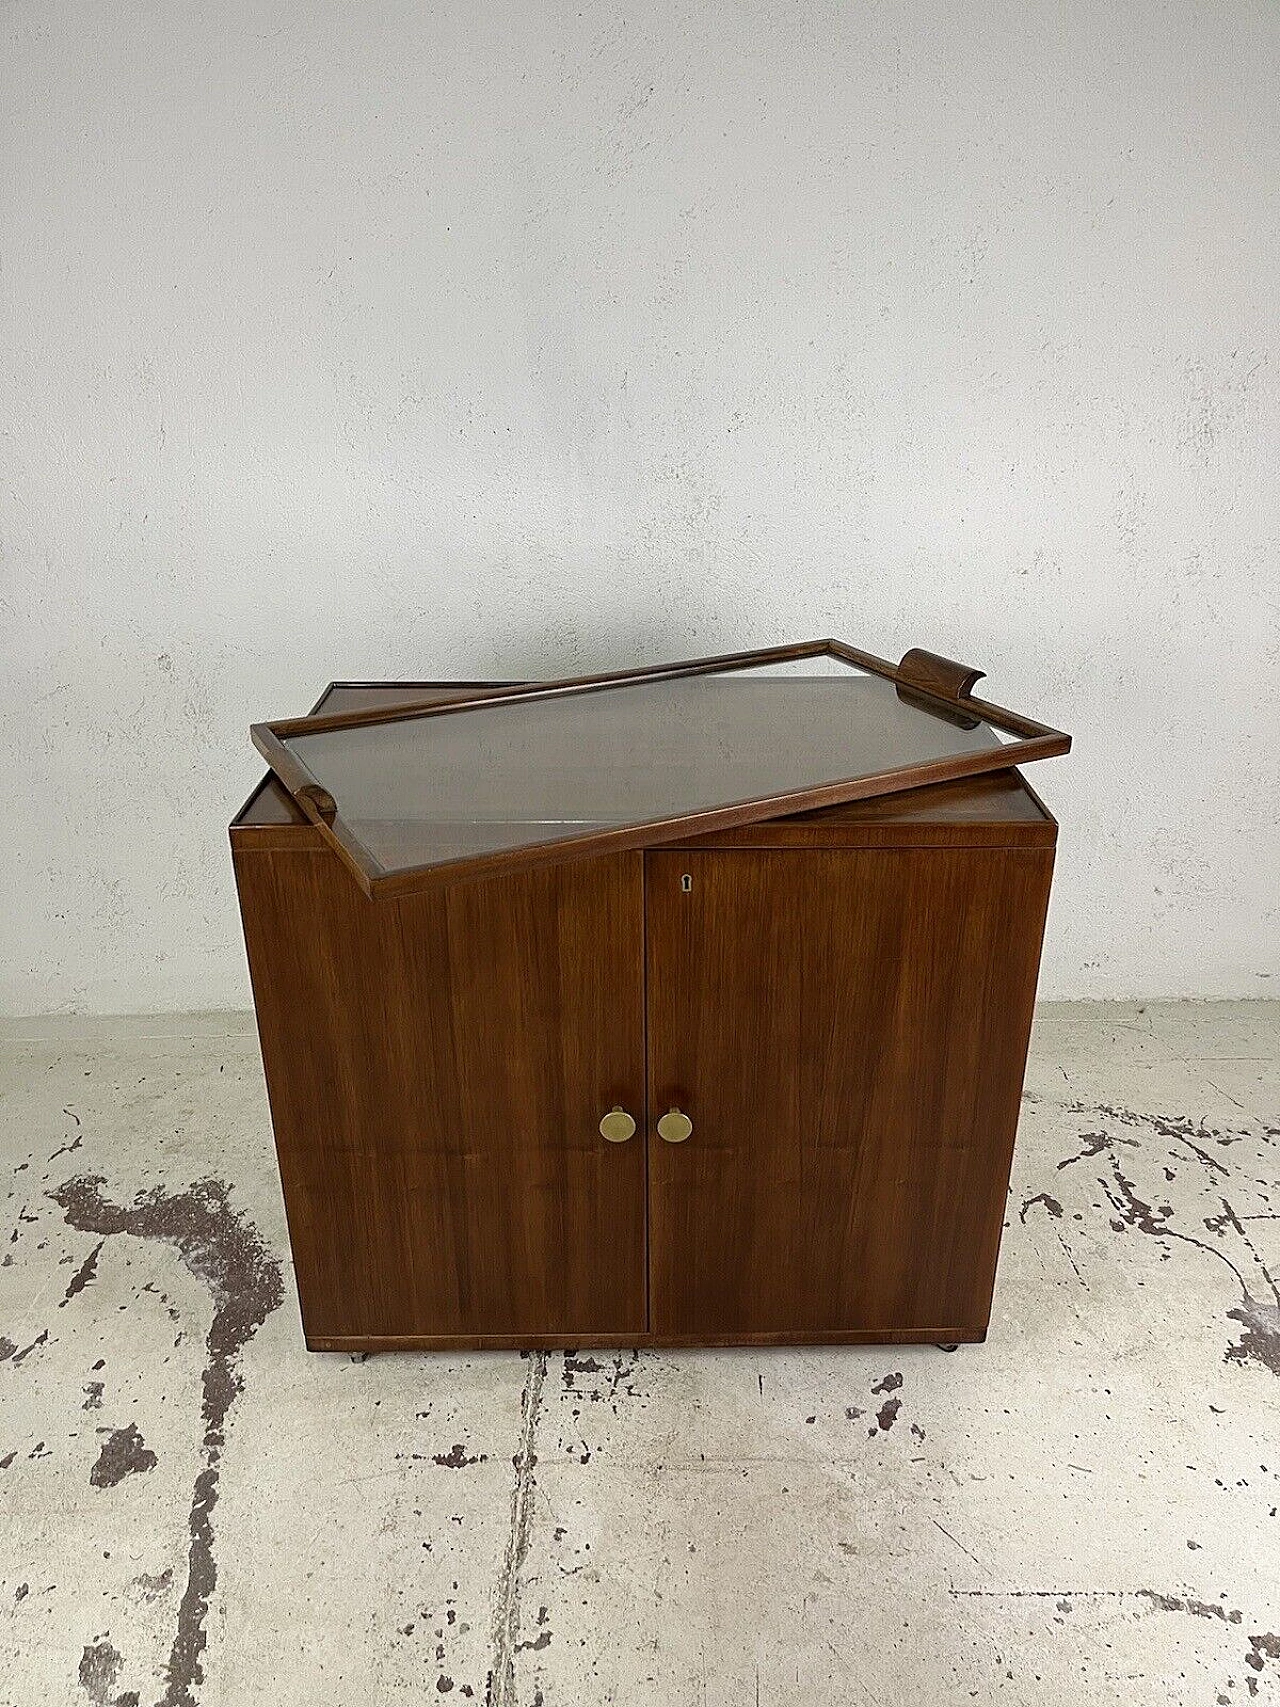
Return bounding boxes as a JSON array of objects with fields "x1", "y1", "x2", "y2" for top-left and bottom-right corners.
[{"x1": 2, "y1": 0, "x2": 1278, "y2": 1013}]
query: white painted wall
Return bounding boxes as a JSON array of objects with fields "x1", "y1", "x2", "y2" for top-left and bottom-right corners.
[{"x1": 3, "y1": 0, "x2": 1278, "y2": 1013}]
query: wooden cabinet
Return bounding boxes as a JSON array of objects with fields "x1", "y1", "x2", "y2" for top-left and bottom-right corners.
[{"x1": 232, "y1": 670, "x2": 1060, "y2": 1352}]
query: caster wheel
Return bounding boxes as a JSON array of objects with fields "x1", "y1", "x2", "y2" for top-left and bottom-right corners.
[{"x1": 935, "y1": 1343, "x2": 958, "y2": 1353}]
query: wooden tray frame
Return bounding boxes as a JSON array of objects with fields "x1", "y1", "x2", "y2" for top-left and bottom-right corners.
[{"x1": 250, "y1": 638, "x2": 1071, "y2": 900}]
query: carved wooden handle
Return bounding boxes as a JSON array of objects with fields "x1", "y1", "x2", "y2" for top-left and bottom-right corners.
[
  {"x1": 296, "y1": 784, "x2": 338, "y2": 824},
  {"x1": 897, "y1": 648, "x2": 986, "y2": 702}
]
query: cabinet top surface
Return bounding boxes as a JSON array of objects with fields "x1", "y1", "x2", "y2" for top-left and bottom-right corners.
[{"x1": 247, "y1": 643, "x2": 1068, "y2": 896}]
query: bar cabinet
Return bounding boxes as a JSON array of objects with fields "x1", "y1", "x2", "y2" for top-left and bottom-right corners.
[{"x1": 231, "y1": 641, "x2": 1068, "y2": 1350}]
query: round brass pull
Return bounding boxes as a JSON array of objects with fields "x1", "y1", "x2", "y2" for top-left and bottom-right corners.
[
  {"x1": 657, "y1": 1107, "x2": 693, "y2": 1144},
  {"x1": 599, "y1": 1107, "x2": 637, "y2": 1144}
]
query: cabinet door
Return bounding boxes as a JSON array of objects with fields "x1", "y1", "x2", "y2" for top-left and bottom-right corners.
[
  {"x1": 236, "y1": 848, "x2": 647, "y2": 1345},
  {"x1": 645, "y1": 847, "x2": 1053, "y2": 1340}
]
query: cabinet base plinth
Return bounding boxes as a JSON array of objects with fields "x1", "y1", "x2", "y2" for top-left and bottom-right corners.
[{"x1": 305, "y1": 1326, "x2": 989, "y2": 1353}]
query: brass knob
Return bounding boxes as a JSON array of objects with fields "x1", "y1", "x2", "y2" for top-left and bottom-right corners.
[
  {"x1": 599, "y1": 1107, "x2": 637, "y2": 1144},
  {"x1": 656, "y1": 1108, "x2": 693, "y2": 1144}
]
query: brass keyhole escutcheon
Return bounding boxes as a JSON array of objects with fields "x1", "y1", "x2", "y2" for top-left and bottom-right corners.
[
  {"x1": 657, "y1": 1107, "x2": 693, "y2": 1144},
  {"x1": 599, "y1": 1107, "x2": 637, "y2": 1144}
]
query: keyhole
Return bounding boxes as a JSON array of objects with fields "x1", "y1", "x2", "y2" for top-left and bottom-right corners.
[{"x1": 681, "y1": 873, "x2": 693, "y2": 892}]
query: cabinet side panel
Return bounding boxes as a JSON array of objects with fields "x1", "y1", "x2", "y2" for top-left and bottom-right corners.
[
  {"x1": 646, "y1": 847, "x2": 1054, "y2": 1338},
  {"x1": 233, "y1": 846, "x2": 647, "y2": 1342}
]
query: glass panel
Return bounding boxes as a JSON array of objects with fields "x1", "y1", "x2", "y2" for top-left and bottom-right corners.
[{"x1": 282, "y1": 655, "x2": 1011, "y2": 876}]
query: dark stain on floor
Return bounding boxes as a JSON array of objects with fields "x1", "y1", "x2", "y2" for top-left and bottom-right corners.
[
  {"x1": 1248, "y1": 1632, "x2": 1280, "y2": 1688},
  {"x1": 1105, "y1": 1151, "x2": 1279, "y2": 1374},
  {"x1": 133, "y1": 1567, "x2": 174, "y2": 1603},
  {"x1": 51, "y1": 1174, "x2": 284, "y2": 1707},
  {"x1": 561, "y1": 1353, "x2": 605, "y2": 1389},
  {"x1": 1020, "y1": 1191, "x2": 1064, "y2": 1222},
  {"x1": 78, "y1": 1637, "x2": 138, "y2": 1707},
  {"x1": 954, "y1": 1585, "x2": 1279, "y2": 1695},
  {"x1": 434, "y1": 1443, "x2": 489, "y2": 1469},
  {"x1": 559, "y1": 1349, "x2": 645, "y2": 1417},
  {"x1": 865, "y1": 1370, "x2": 905, "y2": 1436},
  {"x1": 870, "y1": 1395, "x2": 901, "y2": 1435},
  {"x1": 90, "y1": 1422, "x2": 158, "y2": 1489},
  {"x1": 1057, "y1": 1129, "x2": 1139, "y2": 1170},
  {"x1": 61, "y1": 1238, "x2": 105, "y2": 1307},
  {"x1": 1041, "y1": 1101, "x2": 1280, "y2": 1380},
  {"x1": 1226, "y1": 1297, "x2": 1280, "y2": 1378},
  {"x1": 1138, "y1": 1589, "x2": 1241, "y2": 1623},
  {"x1": 10, "y1": 1328, "x2": 49, "y2": 1366},
  {"x1": 515, "y1": 1605, "x2": 552, "y2": 1652}
]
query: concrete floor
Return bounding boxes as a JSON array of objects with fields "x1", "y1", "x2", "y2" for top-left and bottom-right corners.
[{"x1": 1, "y1": 1004, "x2": 1277, "y2": 1707}]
